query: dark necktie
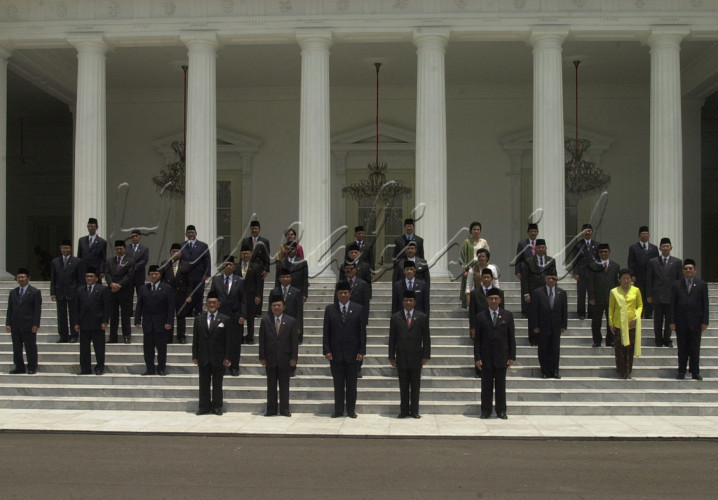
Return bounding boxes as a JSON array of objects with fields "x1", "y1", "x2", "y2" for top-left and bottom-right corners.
[
  {"x1": 407, "y1": 312, "x2": 412, "y2": 327},
  {"x1": 341, "y1": 306, "x2": 347, "y2": 323},
  {"x1": 643, "y1": 243, "x2": 647, "y2": 251},
  {"x1": 152, "y1": 284, "x2": 157, "y2": 295},
  {"x1": 19, "y1": 287, "x2": 25, "y2": 301},
  {"x1": 663, "y1": 257, "x2": 668, "y2": 268},
  {"x1": 549, "y1": 287, "x2": 554, "y2": 308},
  {"x1": 408, "y1": 280, "x2": 413, "y2": 291},
  {"x1": 225, "y1": 276, "x2": 230, "y2": 294},
  {"x1": 209, "y1": 313, "x2": 215, "y2": 328},
  {"x1": 87, "y1": 285, "x2": 91, "y2": 293},
  {"x1": 63, "y1": 256, "x2": 68, "y2": 269},
  {"x1": 275, "y1": 316, "x2": 281, "y2": 334},
  {"x1": 116, "y1": 257, "x2": 121, "y2": 270},
  {"x1": 492, "y1": 310, "x2": 498, "y2": 326},
  {"x1": 283, "y1": 287, "x2": 288, "y2": 301}
]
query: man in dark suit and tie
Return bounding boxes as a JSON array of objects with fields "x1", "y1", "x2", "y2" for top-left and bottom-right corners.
[
  {"x1": 469, "y1": 268, "x2": 504, "y2": 377},
  {"x1": 646, "y1": 237, "x2": 682, "y2": 347},
  {"x1": 241, "y1": 220, "x2": 271, "y2": 315},
  {"x1": 513, "y1": 223, "x2": 539, "y2": 318},
  {"x1": 340, "y1": 261, "x2": 371, "y2": 379},
  {"x1": 182, "y1": 225, "x2": 212, "y2": 316},
  {"x1": 520, "y1": 239, "x2": 556, "y2": 346},
  {"x1": 474, "y1": 288, "x2": 516, "y2": 419},
  {"x1": 393, "y1": 218, "x2": 425, "y2": 274},
  {"x1": 192, "y1": 291, "x2": 232, "y2": 415},
  {"x1": 77, "y1": 218, "x2": 107, "y2": 279},
  {"x1": 211, "y1": 256, "x2": 246, "y2": 377},
  {"x1": 389, "y1": 289, "x2": 430, "y2": 419},
  {"x1": 128, "y1": 229, "x2": 150, "y2": 297},
  {"x1": 236, "y1": 242, "x2": 264, "y2": 344},
  {"x1": 567, "y1": 223, "x2": 600, "y2": 320},
  {"x1": 161, "y1": 243, "x2": 192, "y2": 344},
  {"x1": 670, "y1": 259, "x2": 709, "y2": 381},
  {"x1": 259, "y1": 292, "x2": 299, "y2": 417},
  {"x1": 323, "y1": 281, "x2": 367, "y2": 418},
  {"x1": 5, "y1": 268, "x2": 42, "y2": 374},
  {"x1": 587, "y1": 243, "x2": 620, "y2": 347},
  {"x1": 392, "y1": 241, "x2": 430, "y2": 285},
  {"x1": 347, "y1": 225, "x2": 375, "y2": 275},
  {"x1": 50, "y1": 239, "x2": 85, "y2": 343},
  {"x1": 105, "y1": 240, "x2": 136, "y2": 344},
  {"x1": 627, "y1": 226, "x2": 659, "y2": 319},
  {"x1": 270, "y1": 267, "x2": 303, "y2": 345},
  {"x1": 392, "y1": 261, "x2": 430, "y2": 316},
  {"x1": 134, "y1": 265, "x2": 175, "y2": 376},
  {"x1": 74, "y1": 267, "x2": 110, "y2": 375},
  {"x1": 340, "y1": 242, "x2": 373, "y2": 299},
  {"x1": 274, "y1": 241, "x2": 309, "y2": 302},
  {"x1": 531, "y1": 271, "x2": 568, "y2": 379}
]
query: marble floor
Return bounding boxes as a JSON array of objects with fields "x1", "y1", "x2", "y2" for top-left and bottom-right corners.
[{"x1": 2, "y1": 409, "x2": 718, "y2": 438}]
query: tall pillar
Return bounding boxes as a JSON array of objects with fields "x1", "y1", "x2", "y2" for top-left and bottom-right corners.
[
  {"x1": 68, "y1": 36, "x2": 108, "y2": 249},
  {"x1": 648, "y1": 29, "x2": 687, "y2": 259},
  {"x1": 529, "y1": 29, "x2": 567, "y2": 265},
  {"x1": 181, "y1": 34, "x2": 219, "y2": 264},
  {"x1": 414, "y1": 31, "x2": 449, "y2": 278},
  {"x1": 297, "y1": 33, "x2": 332, "y2": 279},
  {"x1": 0, "y1": 47, "x2": 12, "y2": 278}
]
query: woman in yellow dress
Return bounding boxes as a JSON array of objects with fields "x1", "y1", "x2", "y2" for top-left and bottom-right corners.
[
  {"x1": 608, "y1": 268, "x2": 643, "y2": 379},
  {"x1": 459, "y1": 221, "x2": 489, "y2": 308}
]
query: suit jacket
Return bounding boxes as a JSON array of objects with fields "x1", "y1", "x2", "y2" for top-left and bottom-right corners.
[
  {"x1": 469, "y1": 286, "x2": 504, "y2": 330},
  {"x1": 392, "y1": 257, "x2": 430, "y2": 285},
  {"x1": 259, "y1": 314, "x2": 299, "y2": 368},
  {"x1": 5, "y1": 285, "x2": 42, "y2": 331},
  {"x1": 567, "y1": 238, "x2": 600, "y2": 274},
  {"x1": 514, "y1": 238, "x2": 537, "y2": 277},
  {"x1": 389, "y1": 309, "x2": 430, "y2": 369},
  {"x1": 530, "y1": 286, "x2": 568, "y2": 335},
  {"x1": 646, "y1": 256, "x2": 682, "y2": 304},
  {"x1": 275, "y1": 257, "x2": 309, "y2": 299},
  {"x1": 181, "y1": 239, "x2": 212, "y2": 283},
  {"x1": 322, "y1": 301, "x2": 367, "y2": 363},
  {"x1": 77, "y1": 235, "x2": 107, "y2": 273},
  {"x1": 105, "y1": 255, "x2": 136, "y2": 300},
  {"x1": 75, "y1": 284, "x2": 111, "y2": 330},
  {"x1": 520, "y1": 255, "x2": 557, "y2": 298},
  {"x1": 241, "y1": 235, "x2": 271, "y2": 273},
  {"x1": 269, "y1": 285, "x2": 303, "y2": 331},
  {"x1": 346, "y1": 239, "x2": 375, "y2": 270},
  {"x1": 134, "y1": 282, "x2": 175, "y2": 332},
  {"x1": 392, "y1": 279, "x2": 430, "y2": 316},
  {"x1": 338, "y1": 260, "x2": 373, "y2": 299},
  {"x1": 474, "y1": 308, "x2": 516, "y2": 369},
  {"x1": 586, "y1": 260, "x2": 620, "y2": 306},
  {"x1": 210, "y1": 273, "x2": 247, "y2": 320},
  {"x1": 50, "y1": 255, "x2": 85, "y2": 300},
  {"x1": 627, "y1": 242, "x2": 659, "y2": 283},
  {"x1": 161, "y1": 258, "x2": 192, "y2": 300},
  {"x1": 393, "y1": 234, "x2": 425, "y2": 260},
  {"x1": 671, "y1": 278, "x2": 710, "y2": 331},
  {"x1": 192, "y1": 312, "x2": 233, "y2": 367},
  {"x1": 128, "y1": 243, "x2": 150, "y2": 284}
]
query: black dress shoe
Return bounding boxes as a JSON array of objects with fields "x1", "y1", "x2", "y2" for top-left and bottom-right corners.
[
  {"x1": 196, "y1": 409, "x2": 210, "y2": 415},
  {"x1": 244, "y1": 337, "x2": 254, "y2": 344},
  {"x1": 264, "y1": 412, "x2": 277, "y2": 417},
  {"x1": 229, "y1": 368, "x2": 239, "y2": 377},
  {"x1": 357, "y1": 369, "x2": 363, "y2": 379},
  {"x1": 9, "y1": 368, "x2": 26, "y2": 374},
  {"x1": 479, "y1": 412, "x2": 490, "y2": 419},
  {"x1": 411, "y1": 413, "x2": 421, "y2": 419},
  {"x1": 665, "y1": 341, "x2": 673, "y2": 347},
  {"x1": 331, "y1": 412, "x2": 343, "y2": 418},
  {"x1": 178, "y1": 338, "x2": 186, "y2": 344},
  {"x1": 348, "y1": 412, "x2": 358, "y2": 419},
  {"x1": 123, "y1": 336, "x2": 131, "y2": 344},
  {"x1": 592, "y1": 343, "x2": 601, "y2": 348},
  {"x1": 693, "y1": 374, "x2": 703, "y2": 381},
  {"x1": 141, "y1": 370, "x2": 155, "y2": 376},
  {"x1": 108, "y1": 338, "x2": 118, "y2": 344},
  {"x1": 280, "y1": 410, "x2": 291, "y2": 417},
  {"x1": 70, "y1": 337, "x2": 79, "y2": 343},
  {"x1": 676, "y1": 373, "x2": 685, "y2": 380},
  {"x1": 94, "y1": 367, "x2": 104, "y2": 375},
  {"x1": 56, "y1": 338, "x2": 68, "y2": 343},
  {"x1": 290, "y1": 367, "x2": 297, "y2": 378},
  {"x1": 578, "y1": 315, "x2": 586, "y2": 320},
  {"x1": 398, "y1": 412, "x2": 409, "y2": 419},
  {"x1": 157, "y1": 369, "x2": 166, "y2": 376},
  {"x1": 542, "y1": 374, "x2": 550, "y2": 379},
  {"x1": 552, "y1": 373, "x2": 561, "y2": 379},
  {"x1": 27, "y1": 370, "x2": 37, "y2": 375},
  {"x1": 79, "y1": 370, "x2": 93, "y2": 375},
  {"x1": 212, "y1": 408, "x2": 223, "y2": 416},
  {"x1": 497, "y1": 411, "x2": 508, "y2": 420}
]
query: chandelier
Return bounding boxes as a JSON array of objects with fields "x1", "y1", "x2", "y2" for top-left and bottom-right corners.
[
  {"x1": 153, "y1": 64, "x2": 188, "y2": 196},
  {"x1": 565, "y1": 60, "x2": 610, "y2": 196}
]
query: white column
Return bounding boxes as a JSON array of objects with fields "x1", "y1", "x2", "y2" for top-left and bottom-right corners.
[
  {"x1": 0, "y1": 47, "x2": 12, "y2": 278},
  {"x1": 68, "y1": 36, "x2": 108, "y2": 248},
  {"x1": 181, "y1": 34, "x2": 219, "y2": 264},
  {"x1": 414, "y1": 31, "x2": 449, "y2": 278},
  {"x1": 297, "y1": 33, "x2": 332, "y2": 279},
  {"x1": 648, "y1": 29, "x2": 687, "y2": 259},
  {"x1": 530, "y1": 29, "x2": 567, "y2": 265}
]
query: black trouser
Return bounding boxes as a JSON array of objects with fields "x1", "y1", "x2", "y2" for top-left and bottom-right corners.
[
  {"x1": 229, "y1": 320, "x2": 244, "y2": 370},
  {"x1": 538, "y1": 330, "x2": 561, "y2": 376},
  {"x1": 11, "y1": 329, "x2": 38, "y2": 371},
  {"x1": 169, "y1": 295, "x2": 190, "y2": 342},
  {"x1": 109, "y1": 293, "x2": 133, "y2": 340},
  {"x1": 198, "y1": 362, "x2": 225, "y2": 411},
  {"x1": 576, "y1": 267, "x2": 589, "y2": 317},
  {"x1": 79, "y1": 328, "x2": 105, "y2": 372},
  {"x1": 397, "y1": 366, "x2": 422, "y2": 415},
  {"x1": 676, "y1": 327, "x2": 702, "y2": 375},
  {"x1": 589, "y1": 303, "x2": 612, "y2": 345},
  {"x1": 244, "y1": 298, "x2": 259, "y2": 341},
  {"x1": 330, "y1": 360, "x2": 359, "y2": 415},
  {"x1": 480, "y1": 364, "x2": 507, "y2": 415},
  {"x1": 143, "y1": 329, "x2": 167, "y2": 371},
  {"x1": 189, "y1": 280, "x2": 205, "y2": 316},
  {"x1": 266, "y1": 365, "x2": 290, "y2": 414},
  {"x1": 56, "y1": 298, "x2": 78, "y2": 341},
  {"x1": 653, "y1": 303, "x2": 673, "y2": 346},
  {"x1": 526, "y1": 305, "x2": 537, "y2": 345}
]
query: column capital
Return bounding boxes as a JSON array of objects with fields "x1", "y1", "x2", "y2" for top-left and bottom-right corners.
[
  {"x1": 67, "y1": 34, "x2": 111, "y2": 54},
  {"x1": 528, "y1": 28, "x2": 568, "y2": 48},
  {"x1": 296, "y1": 32, "x2": 332, "y2": 51},
  {"x1": 413, "y1": 30, "x2": 449, "y2": 50},
  {"x1": 646, "y1": 28, "x2": 688, "y2": 50},
  {"x1": 180, "y1": 32, "x2": 220, "y2": 52}
]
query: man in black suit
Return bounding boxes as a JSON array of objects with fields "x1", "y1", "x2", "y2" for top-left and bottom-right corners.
[
  {"x1": 513, "y1": 223, "x2": 539, "y2": 318},
  {"x1": 241, "y1": 220, "x2": 271, "y2": 315},
  {"x1": 392, "y1": 261, "x2": 430, "y2": 316},
  {"x1": 161, "y1": 243, "x2": 192, "y2": 344},
  {"x1": 469, "y1": 268, "x2": 504, "y2": 377},
  {"x1": 5, "y1": 268, "x2": 42, "y2": 374},
  {"x1": 627, "y1": 226, "x2": 659, "y2": 319},
  {"x1": 236, "y1": 243, "x2": 264, "y2": 344},
  {"x1": 567, "y1": 223, "x2": 601, "y2": 320},
  {"x1": 347, "y1": 225, "x2": 375, "y2": 274},
  {"x1": 340, "y1": 242, "x2": 373, "y2": 299},
  {"x1": 134, "y1": 265, "x2": 175, "y2": 376},
  {"x1": 393, "y1": 218, "x2": 425, "y2": 270},
  {"x1": 474, "y1": 288, "x2": 516, "y2": 419},
  {"x1": 182, "y1": 224, "x2": 212, "y2": 316},
  {"x1": 128, "y1": 229, "x2": 150, "y2": 297},
  {"x1": 323, "y1": 281, "x2": 367, "y2": 418},
  {"x1": 646, "y1": 238, "x2": 682, "y2": 347},
  {"x1": 270, "y1": 267, "x2": 303, "y2": 345},
  {"x1": 192, "y1": 291, "x2": 232, "y2": 415},
  {"x1": 211, "y1": 256, "x2": 247, "y2": 377},
  {"x1": 259, "y1": 292, "x2": 299, "y2": 417},
  {"x1": 389, "y1": 289, "x2": 431, "y2": 419},
  {"x1": 274, "y1": 241, "x2": 309, "y2": 302},
  {"x1": 74, "y1": 267, "x2": 110, "y2": 375},
  {"x1": 77, "y1": 217, "x2": 107, "y2": 279},
  {"x1": 50, "y1": 239, "x2": 85, "y2": 343},
  {"x1": 392, "y1": 241, "x2": 430, "y2": 285},
  {"x1": 587, "y1": 243, "x2": 620, "y2": 347},
  {"x1": 340, "y1": 261, "x2": 371, "y2": 379},
  {"x1": 531, "y1": 271, "x2": 568, "y2": 379},
  {"x1": 670, "y1": 259, "x2": 710, "y2": 381},
  {"x1": 105, "y1": 240, "x2": 136, "y2": 344},
  {"x1": 520, "y1": 239, "x2": 556, "y2": 346}
]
